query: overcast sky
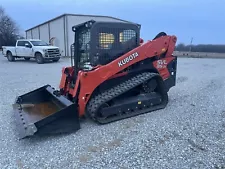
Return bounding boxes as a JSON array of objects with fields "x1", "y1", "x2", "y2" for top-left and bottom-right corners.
[{"x1": 1, "y1": 0, "x2": 225, "y2": 44}]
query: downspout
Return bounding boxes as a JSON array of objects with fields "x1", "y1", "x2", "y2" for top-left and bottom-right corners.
[
  {"x1": 66, "y1": 15, "x2": 69, "y2": 57},
  {"x1": 63, "y1": 15, "x2": 67, "y2": 57}
]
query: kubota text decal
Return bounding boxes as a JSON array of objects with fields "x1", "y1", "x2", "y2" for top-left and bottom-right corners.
[{"x1": 118, "y1": 52, "x2": 139, "y2": 67}]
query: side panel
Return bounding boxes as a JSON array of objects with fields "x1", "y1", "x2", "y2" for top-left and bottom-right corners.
[
  {"x1": 3, "y1": 47, "x2": 16, "y2": 56},
  {"x1": 161, "y1": 56, "x2": 177, "y2": 91},
  {"x1": 49, "y1": 17, "x2": 65, "y2": 56},
  {"x1": 39, "y1": 23, "x2": 50, "y2": 43},
  {"x1": 32, "y1": 27, "x2": 39, "y2": 39},
  {"x1": 26, "y1": 30, "x2": 32, "y2": 39}
]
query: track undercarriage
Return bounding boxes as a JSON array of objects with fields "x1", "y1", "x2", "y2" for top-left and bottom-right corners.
[{"x1": 86, "y1": 72, "x2": 168, "y2": 124}]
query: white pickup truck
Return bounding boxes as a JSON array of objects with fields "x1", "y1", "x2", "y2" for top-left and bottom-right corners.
[{"x1": 2, "y1": 39, "x2": 61, "y2": 64}]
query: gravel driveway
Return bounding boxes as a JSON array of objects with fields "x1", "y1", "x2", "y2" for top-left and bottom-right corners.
[{"x1": 0, "y1": 54, "x2": 225, "y2": 169}]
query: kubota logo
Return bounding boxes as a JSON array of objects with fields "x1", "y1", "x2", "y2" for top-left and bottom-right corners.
[{"x1": 118, "y1": 52, "x2": 139, "y2": 67}]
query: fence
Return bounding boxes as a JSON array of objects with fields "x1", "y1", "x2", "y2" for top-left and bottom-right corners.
[
  {"x1": 66, "y1": 48, "x2": 225, "y2": 59},
  {"x1": 173, "y1": 51, "x2": 225, "y2": 59}
]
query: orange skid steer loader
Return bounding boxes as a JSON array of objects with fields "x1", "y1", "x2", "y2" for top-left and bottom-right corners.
[{"x1": 12, "y1": 20, "x2": 177, "y2": 139}]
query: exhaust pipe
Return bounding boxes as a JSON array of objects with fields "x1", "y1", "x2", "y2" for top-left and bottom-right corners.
[{"x1": 12, "y1": 85, "x2": 80, "y2": 139}]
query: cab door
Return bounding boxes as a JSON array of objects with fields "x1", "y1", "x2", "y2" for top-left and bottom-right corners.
[
  {"x1": 16, "y1": 40, "x2": 33, "y2": 57},
  {"x1": 16, "y1": 41, "x2": 25, "y2": 56},
  {"x1": 23, "y1": 41, "x2": 33, "y2": 57}
]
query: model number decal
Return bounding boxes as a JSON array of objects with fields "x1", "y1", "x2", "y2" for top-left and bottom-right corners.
[
  {"x1": 118, "y1": 52, "x2": 139, "y2": 67},
  {"x1": 157, "y1": 59, "x2": 167, "y2": 68}
]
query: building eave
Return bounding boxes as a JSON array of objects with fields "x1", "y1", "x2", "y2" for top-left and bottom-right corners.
[{"x1": 25, "y1": 13, "x2": 139, "y2": 32}]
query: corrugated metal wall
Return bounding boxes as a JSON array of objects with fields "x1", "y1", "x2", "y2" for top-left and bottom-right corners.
[
  {"x1": 32, "y1": 27, "x2": 39, "y2": 39},
  {"x1": 26, "y1": 14, "x2": 129, "y2": 57},
  {"x1": 26, "y1": 16, "x2": 66, "y2": 56},
  {"x1": 49, "y1": 17, "x2": 65, "y2": 56},
  {"x1": 26, "y1": 30, "x2": 32, "y2": 39},
  {"x1": 39, "y1": 24, "x2": 49, "y2": 43}
]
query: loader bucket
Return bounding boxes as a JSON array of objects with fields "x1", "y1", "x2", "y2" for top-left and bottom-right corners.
[{"x1": 12, "y1": 85, "x2": 80, "y2": 139}]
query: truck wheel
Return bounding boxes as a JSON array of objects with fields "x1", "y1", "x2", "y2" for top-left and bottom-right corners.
[
  {"x1": 24, "y1": 57, "x2": 30, "y2": 61},
  {"x1": 7, "y1": 52, "x2": 15, "y2": 62},
  {"x1": 35, "y1": 53, "x2": 44, "y2": 64}
]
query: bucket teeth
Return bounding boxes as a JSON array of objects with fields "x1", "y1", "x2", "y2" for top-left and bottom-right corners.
[{"x1": 13, "y1": 103, "x2": 38, "y2": 139}]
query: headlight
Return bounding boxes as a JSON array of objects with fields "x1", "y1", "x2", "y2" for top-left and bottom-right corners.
[{"x1": 43, "y1": 49, "x2": 48, "y2": 52}]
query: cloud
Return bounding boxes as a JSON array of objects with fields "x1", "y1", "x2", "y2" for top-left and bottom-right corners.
[{"x1": 1, "y1": 0, "x2": 225, "y2": 44}]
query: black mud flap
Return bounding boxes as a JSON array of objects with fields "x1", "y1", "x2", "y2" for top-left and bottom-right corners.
[{"x1": 12, "y1": 85, "x2": 81, "y2": 139}]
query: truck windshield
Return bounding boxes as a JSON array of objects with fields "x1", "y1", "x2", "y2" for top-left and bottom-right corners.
[{"x1": 30, "y1": 41, "x2": 49, "y2": 46}]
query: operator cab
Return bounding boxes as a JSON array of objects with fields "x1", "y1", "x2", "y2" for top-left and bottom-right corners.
[{"x1": 72, "y1": 20, "x2": 141, "y2": 71}]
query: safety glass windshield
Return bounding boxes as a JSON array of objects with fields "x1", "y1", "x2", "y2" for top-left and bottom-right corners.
[{"x1": 30, "y1": 41, "x2": 49, "y2": 46}]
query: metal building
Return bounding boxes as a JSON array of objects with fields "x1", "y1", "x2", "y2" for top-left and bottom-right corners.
[{"x1": 25, "y1": 13, "x2": 134, "y2": 57}]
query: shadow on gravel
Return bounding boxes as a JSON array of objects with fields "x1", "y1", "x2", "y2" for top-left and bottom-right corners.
[
  {"x1": 21, "y1": 132, "x2": 76, "y2": 144},
  {"x1": 176, "y1": 76, "x2": 188, "y2": 83},
  {"x1": 10, "y1": 113, "x2": 97, "y2": 144}
]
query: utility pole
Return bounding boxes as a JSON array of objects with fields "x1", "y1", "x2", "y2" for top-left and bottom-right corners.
[{"x1": 189, "y1": 37, "x2": 193, "y2": 52}]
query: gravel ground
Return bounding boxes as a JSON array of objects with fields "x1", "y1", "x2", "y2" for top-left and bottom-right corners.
[{"x1": 0, "y1": 54, "x2": 225, "y2": 169}]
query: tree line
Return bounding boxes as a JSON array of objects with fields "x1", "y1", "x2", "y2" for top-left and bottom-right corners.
[
  {"x1": 0, "y1": 6, "x2": 24, "y2": 48},
  {"x1": 175, "y1": 43, "x2": 225, "y2": 53}
]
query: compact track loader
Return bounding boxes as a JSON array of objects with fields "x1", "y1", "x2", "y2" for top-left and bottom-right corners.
[{"x1": 12, "y1": 20, "x2": 177, "y2": 139}]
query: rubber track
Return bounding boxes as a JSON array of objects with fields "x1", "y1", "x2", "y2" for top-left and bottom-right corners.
[{"x1": 86, "y1": 72, "x2": 160, "y2": 123}]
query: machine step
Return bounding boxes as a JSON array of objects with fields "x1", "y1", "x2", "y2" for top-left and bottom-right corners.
[{"x1": 101, "y1": 92, "x2": 162, "y2": 117}]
